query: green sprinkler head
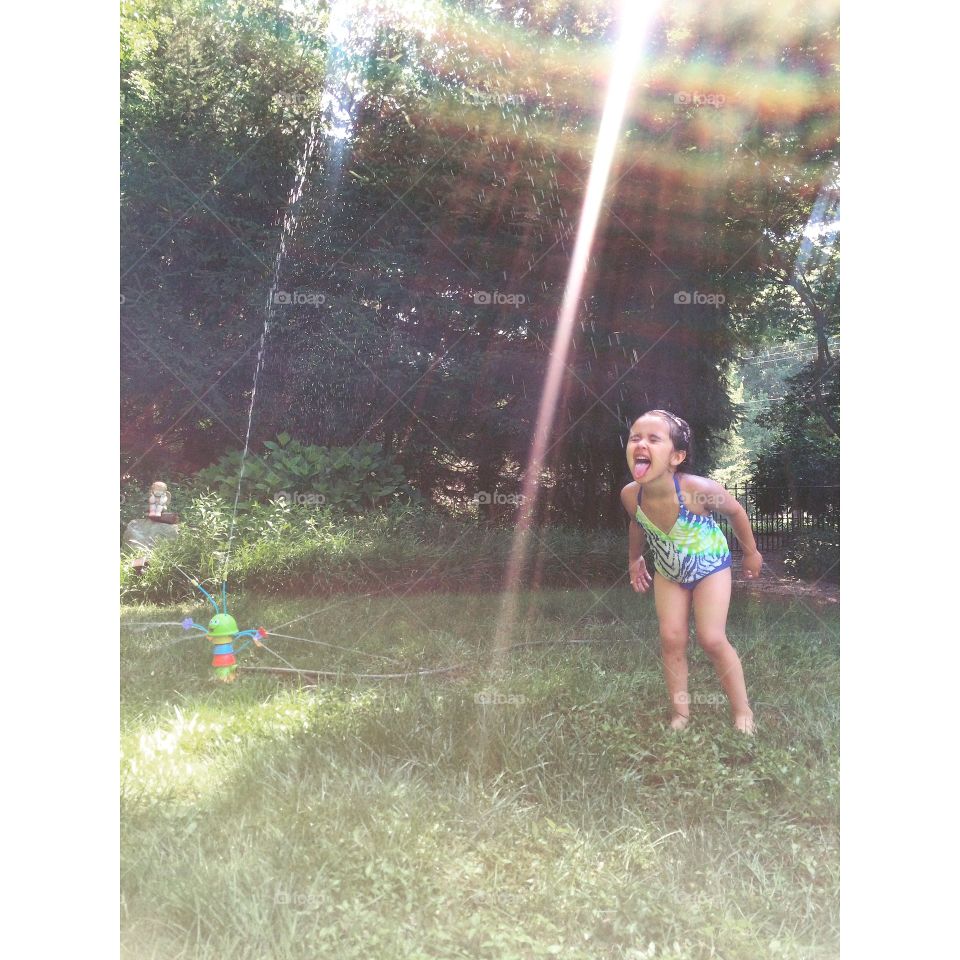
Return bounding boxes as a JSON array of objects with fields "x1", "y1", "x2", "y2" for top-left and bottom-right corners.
[{"x1": 207, "y1": 613, "x2": 239, "y2": 638}]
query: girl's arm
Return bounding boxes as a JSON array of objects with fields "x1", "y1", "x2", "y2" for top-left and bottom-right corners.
[
  {"x1": 620, "y1": 483, "x2": 653, "y2": 592},
  {"x1": 689, "y1": 477, "x2": 763, "y2": 579}
]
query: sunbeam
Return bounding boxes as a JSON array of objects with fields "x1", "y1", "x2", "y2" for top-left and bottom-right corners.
[{"x1": 491, "y1": 0, "x2": 663, "y2": 662}]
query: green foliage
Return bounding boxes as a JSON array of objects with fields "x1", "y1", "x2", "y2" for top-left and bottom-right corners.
[
  {"x1": 120, "y1": 478, "x2": 148, "y2": 534},
  {"x1": 752, "y1": 356, "x2": 840, "y2": 515},
  {"x1": 783, "y1": 529, "x2": 840, "y2": 583},
  {"x1": 120, "y1": 492, "x2": 625, "y2": 604},
  {"x1": 720, "y1": 159, "x2": 839, "y2": 500},
  {"x1": 193, "y1": 435, "x2": 411, "y2": 513},
  {"x1": 121, "y1": 0, "x2": 839, "y2": 525}
]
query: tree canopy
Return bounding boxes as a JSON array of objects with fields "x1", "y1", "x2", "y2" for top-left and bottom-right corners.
[{"x1": 121, "y1": 0, "x2": 840, "y2": 526}]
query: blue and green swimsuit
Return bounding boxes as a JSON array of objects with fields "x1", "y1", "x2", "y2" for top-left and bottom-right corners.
[{"x1": 635, "y1": 473, "x2": 732, "y2": 589}]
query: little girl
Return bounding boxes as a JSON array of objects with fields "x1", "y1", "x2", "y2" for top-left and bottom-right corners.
[{"x1": 620, "y1": 410, "x2": 762, "y2": 733}]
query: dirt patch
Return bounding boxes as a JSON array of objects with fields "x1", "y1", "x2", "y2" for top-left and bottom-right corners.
[{"x1": 731, "y1": 550, "x2": 839, "y2": 605}]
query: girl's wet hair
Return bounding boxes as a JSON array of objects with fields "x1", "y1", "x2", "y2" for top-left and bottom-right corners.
[{"x1": 639, "y1": 409, "x2": 693, "y2": 469}]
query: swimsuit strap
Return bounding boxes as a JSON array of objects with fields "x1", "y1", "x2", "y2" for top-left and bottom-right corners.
[
  {"x1": 638, "y1": 475, "x2": 684, "y2": 510},
  {"x1": 673, "y1": 472, "x2": 685, "y2": 506}
]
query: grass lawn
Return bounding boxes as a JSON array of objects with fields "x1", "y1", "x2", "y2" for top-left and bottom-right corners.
[{"x1": 121, "y1": 586, "x2": 839, "y2": 960}]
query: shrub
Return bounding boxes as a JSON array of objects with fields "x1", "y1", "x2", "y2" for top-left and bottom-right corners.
[
  {"x1": 120, "y1": 478, "x2": 146, "y2": 535},
  {"x1": 783, "y1": 529, "x2": 840, "y2": 583},
  {"x1": 193, "y1": 434, "x2": 413, "y2": 513}
]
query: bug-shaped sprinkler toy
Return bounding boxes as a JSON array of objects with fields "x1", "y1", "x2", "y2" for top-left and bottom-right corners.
[{"x1": 181, "y1": 579, "x2": 267, "y2": 683}]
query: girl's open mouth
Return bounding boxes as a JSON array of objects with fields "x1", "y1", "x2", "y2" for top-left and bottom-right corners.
[{"x1": 633, "y1": 456, "x2": 651, "y2": 480}]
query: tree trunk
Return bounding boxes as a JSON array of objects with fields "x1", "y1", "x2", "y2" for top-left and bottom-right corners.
[
  {"x1": 476, "y1": 446, "x2": 503, "y2": 527},
  {"x1": 787, "y1": 273, "x2": 840, "y2": 438}
]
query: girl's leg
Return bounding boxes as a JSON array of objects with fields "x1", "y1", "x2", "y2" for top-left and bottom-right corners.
[
  {"x1": 691, "y1": 568, "x2": 754, "y2": 733},
  {"x1": 653, "y1": 573, "x2": 693, "y2": 729}
]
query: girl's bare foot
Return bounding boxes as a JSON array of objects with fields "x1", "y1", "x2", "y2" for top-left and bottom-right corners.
[
  {"x1": 734, "y1": 712, "x2": 755, "y2": 735},
  {"x1": 669, "y1": 713, "x2": 690, "y2": 731}
]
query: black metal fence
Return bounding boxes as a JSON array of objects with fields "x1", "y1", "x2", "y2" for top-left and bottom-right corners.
[{"x1": 714, "y1": 484, "x2": 839, "y2": 553}]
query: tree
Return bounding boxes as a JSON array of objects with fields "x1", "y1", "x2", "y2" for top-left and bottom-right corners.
[
  {"x1": 121, "y1": 0, "x2": 840, "y2": 530},
  {"x1": 753, "y1": 356, "x2": 840, "y2": 516}
]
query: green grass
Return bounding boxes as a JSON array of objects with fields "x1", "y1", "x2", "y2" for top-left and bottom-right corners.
[
  {"x1": 121, "y1": 588, "x2": 839, "y2": 960},
  {"x1": 120, "y1": 502, "x2": 627, "y2": 604}
]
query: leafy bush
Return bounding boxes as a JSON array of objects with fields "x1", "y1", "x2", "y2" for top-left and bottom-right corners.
[
  {"x1": 783, "y1": 529, "x2": 840, "y2": 583},
  {"x1": 193, "y1": 434, "x2": 413, "y2": 513},
  {"x1": 752, "y1": 356, "x2": 840, "y2": 516},
  {"x1": 120, "y1": 478, "x2": 147, "y2": 535}
]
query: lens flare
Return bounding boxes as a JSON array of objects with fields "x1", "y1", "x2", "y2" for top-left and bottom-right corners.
[{"x1": 491, "y1": 0, "x2": 661, "y2": 659}]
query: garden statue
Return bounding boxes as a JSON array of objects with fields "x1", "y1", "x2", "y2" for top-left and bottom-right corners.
[
  {"x1": 147, "y1": 481, "x2": 179, "y2": 524},
  {"x1": 123, "y1": 480, "x2": 181, "y2": 572}
]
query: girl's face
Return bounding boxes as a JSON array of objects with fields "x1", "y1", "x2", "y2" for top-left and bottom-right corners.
[{"x1": 626, "y1": 415, "x2": 686, "y2": 483}]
